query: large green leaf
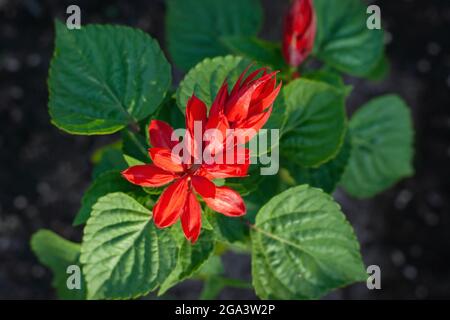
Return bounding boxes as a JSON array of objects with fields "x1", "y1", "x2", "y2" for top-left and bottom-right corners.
[
  {"x1": 31, "y1": 230, "x2": 86, "y2": 300},
  {"x1": 251, "y1": 185, "x2": 366, "y2": 299},
  {"x1": 73, "y1": 171, "x2": 149, "y2": 226},
  {"x1": 80, "y1": 193, "x2": 177, "y2": 299},
  {"x1": 341, "y1": 95, "x2": 414, "y2": 198},
  {"x1": 279, "y1": 79, "x2": 347, "y2": 167},
  {"x1": 177, "y1": 55, "x2": 251, "y2": 112},
  {"x1": 313, "y1": 0, "x2": 384, "y2": 77},
  {"x1": 158, "y1": 229, "x2": 215, "y2": 295},
  {"x1": 283, "y1": 133, "x2": 351, "y2": 193},
  {"x1": 49, "y1": 21, "x2": 171, "y2": 135},
  {"x1": 166, "y1": 0, "x2": 263, "y2": 70}
]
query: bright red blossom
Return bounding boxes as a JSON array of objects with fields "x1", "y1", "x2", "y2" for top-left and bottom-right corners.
[
  {"x1": 282, "y1": 0, "x2": 317, "y2": 67},
  {"x1": 122, "y1": 66, "x2": 281, "y2": 243},
  {"x1": 210, "y1": 65, "x2": 282, "y2": 143}
]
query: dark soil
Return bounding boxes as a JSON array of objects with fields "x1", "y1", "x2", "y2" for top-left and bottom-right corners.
[{"x1": 0, "y1": 0, "x2": 449, "y2": 299}]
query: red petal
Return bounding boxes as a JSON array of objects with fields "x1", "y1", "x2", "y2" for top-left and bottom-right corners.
[
  {"x1": 249, "y1": 79, "x2": 282, "y2": 116},
  {"x1": 153, "y1": 177, "x2": 189, "y2": 228},
  {"x1": 191, "y1": 175, "x2": 216, "y2": 198},
  {"x1": 230, "y1": 65, "x2": 264, "y2": 97},
  {"x1": 204, "y1": 146, "x2": 250, "y2": 178},
  {"x1": 235, "y1": 106, "x2": 273, "y2": 142},
  {"x1": 225, "y1": 72, "x2": 275, "y2": 122},
  {"x1": 121, "y1": 165, "x2": 177, "y2": 187},
  {"x1": 204, "y1": 112, "x2": 230, "y2": 157},
  {"x1": 225, "y1": 86, "x2": 255, "y2": 122},
  {"x1": 203, "y1": 163, "x2": 250, "y2": 179},
  {"x1": 209, "y1": 81, "x2": 229, "y2": 119},
  {"x1": 149, "y1": 147, "x2": 185, "y2": 173},
  {"x1": 241, "y1": 67, "x2": 267, "y2": 88},
  {"x1": 149, "y1": 120, "x2": 178, "y2": 149},
  {"x1": 194, "y1": 179, "x2": 246, "y2": 217},
  {"x1": 186, "y1": 95, "x2": 207, "y2": 135},
  {"x1": 229, "y1": 64, "x2": 253, "y2": 97},
  {"x1": 181, "y1": 192, "x2": 202, "y2": 243}
]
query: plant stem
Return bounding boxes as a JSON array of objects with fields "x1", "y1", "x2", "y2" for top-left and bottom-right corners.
[
  {"x1": 218, "y1": 276, "x2": 253, "y2": 289},
  {"x1": 129, "y1": 120, "x2": 141, "y2": 133}
]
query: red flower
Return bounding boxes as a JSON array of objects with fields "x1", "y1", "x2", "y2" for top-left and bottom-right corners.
[
  {"x1": 209, "y1": 66, "x2": 282, "y2": 143},
  {"x1": 122, "y1": 66, "x2": 281, "y2": 243},
  {"x1": 122, "y1": 120, "x2": 249, "y2": 244},
  {"x1": 282, "y1": 0, "x2": 317, "y2": 67}
]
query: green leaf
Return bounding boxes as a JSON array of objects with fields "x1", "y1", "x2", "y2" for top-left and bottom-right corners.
[
  {"x1": 92, "y1": 146, "x2": 128, "y2": 179},
  {"x1": 199, "y1": 278, "x2": 225, "y2": 300},
  {"x1": 91, "y1": 141, "x2": 122, "y2": 164},
  {"x1": 220, "y1": 36, "x2": 284, "y2": 69},
  {"x1": 313, "y1": 0, "x2": 384, "y2": 77},
  {"x1": 122, "y1": 130, "x2": 150, "y2": 166},
  {"x1": 205, "y1": 208, "x2": 249, "y2": 250},
  {"x1": 366, "y1": 53, "x2": 390, "y2": 81},
  {"x1": 283, "y1": 133, "x2": 351, "y2": 193},
  {"x1": 49, "y1": 21, "x2": 171, "y2": 135},
  {"x1": 251, "y1": 185, "x2": 366, "y2": 299},
  {"x1": 177, "y1": 55, "x2": 251, "y2": 113},
  {"x1": 341, "y1": 95, "x2": 414, "y2": 198},
  {"x1": 279, "y1": 79, "x2": 347, "y2": 167},
  {"x1": 31, "y1": 230, "x2": 86, "y2": 300},
  {"x1": 166, "y1": 0, "x2": 263, "y2": 70},
  {"x1": 224, "y1": 166, "x2": 264, "y2": 197},
  {"x1": 158, "y1": 230, "x2": 215, "y2": 295},
  {"x1": 74, "y1": 171, "x2": 149, "y2": 226},
  {"x1": 243, "y1": 175, "x2": 283, "y2": 224},
  {"x1": 302, "y1": 69, "x2": 352, "y2": 95},
  {"x1": 80, "y1": 193, "x2": 177, "y2": 299},
  {"x1": 156, "y1": 97, "x2": 186, "y2": 130},
  {"x1": 194, "y1": 255, "x2": 225, "y2": 278},
  {"x1": 197, "y1": 256, "x2": 225, "y2": 299}
]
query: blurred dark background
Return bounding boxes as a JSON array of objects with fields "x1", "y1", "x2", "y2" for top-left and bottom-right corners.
[{"x1": 0, "y1": 0, "x2": 449, "y2": 299}]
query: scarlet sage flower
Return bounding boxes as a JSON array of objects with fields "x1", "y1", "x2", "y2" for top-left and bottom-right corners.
[
  {"x1": 122, "y1": 114, "x2": 249, "y2": 244},
  {"x1": 282, "y1": 0, "x2": 317, "y2": 67},
  {"x1": 209, "y1": 66, "x2": 282, "y2": 143},
  {"x1": 122, "y1": 66, "x2": 281, "y2": 243}
]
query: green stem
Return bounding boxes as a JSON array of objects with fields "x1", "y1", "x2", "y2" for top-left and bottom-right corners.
[{"x1": 218, "y1": 276, "x2": 253, "y2": 289}]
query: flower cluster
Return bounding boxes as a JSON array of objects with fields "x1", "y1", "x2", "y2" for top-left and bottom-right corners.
[{"x1": 122, "y1": 66, "x2": 281, "y2": 243}]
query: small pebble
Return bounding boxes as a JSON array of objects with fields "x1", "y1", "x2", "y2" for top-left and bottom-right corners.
[
  {"x1": 3, "y1": 56, "x2": 21, "y2": 72},
  {"x1": 395, "y1": 189, "x2": 413, "y2": 210},
  {"x1": 424, "y1": 211, "x2": 439, "y2": 226},
  {"x1": 31, "y1": 265, "x2": 46, "y2": 278},
  {"x1": 13, "y1": 195, "x2": 28, "y2": 210},
  {"x1": 427, "y1": 42, "x2": 441, "y2": 56},
  {"x1": 417, "y1": 59, "x2": 431, "y2": 73},
  {"x1": 403, "y1": 265, "x2": 418, "y2": 280},
  {"x1": 391, "y1": 250, "x2": 406, "y2": 267},
  {"x1": 10, "y1": 86, "x2": 24, "y2": 99},
  {"x1": 26, "y1": 53, "x2": 41, "y2": 67}
]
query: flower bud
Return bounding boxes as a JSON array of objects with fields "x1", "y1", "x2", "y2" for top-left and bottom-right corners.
[{"x1": 282, "y1": 0, "x2": 317, "y2": 67}]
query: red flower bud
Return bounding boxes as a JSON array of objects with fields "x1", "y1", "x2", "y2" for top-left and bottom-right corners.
[{"x1": 282, "y1": 0, "x2": 317, "y2": 67}]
